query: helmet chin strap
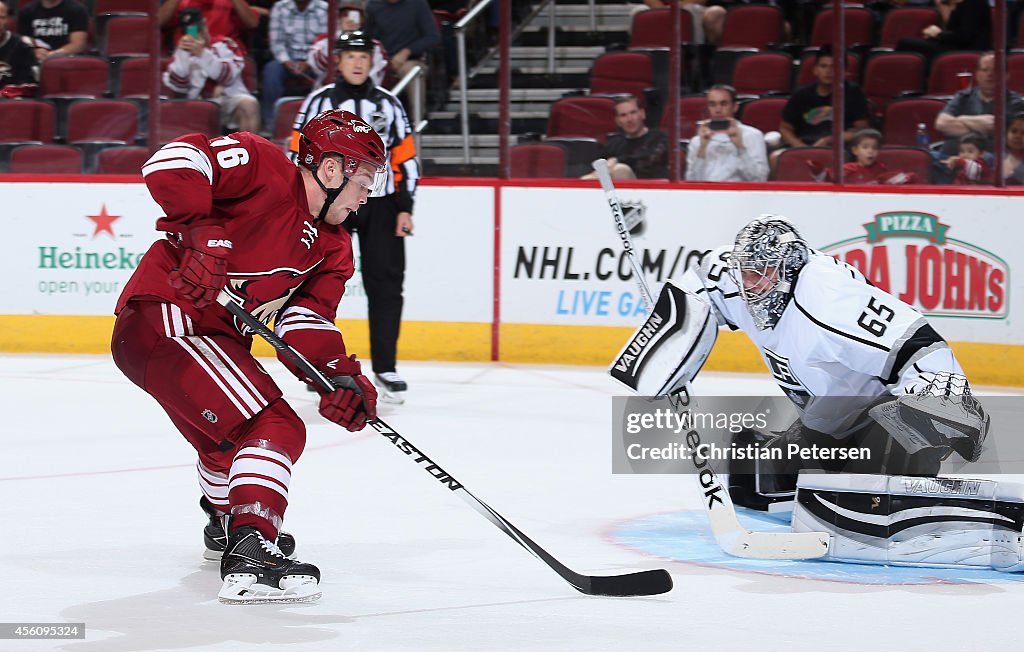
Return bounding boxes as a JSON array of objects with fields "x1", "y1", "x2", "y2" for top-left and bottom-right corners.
[{"x1": 312, "y1": 164, "x2": 350, "y2": 222}]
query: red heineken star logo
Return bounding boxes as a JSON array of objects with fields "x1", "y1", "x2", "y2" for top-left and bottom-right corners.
[{"x1": 86, "y1": 204, "x2": 121, "y2": 239}]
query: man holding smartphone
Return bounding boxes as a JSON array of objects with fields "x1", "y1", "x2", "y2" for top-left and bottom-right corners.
[{"x1": 686, "y1": 84, "x2": 769, "y2": 182}]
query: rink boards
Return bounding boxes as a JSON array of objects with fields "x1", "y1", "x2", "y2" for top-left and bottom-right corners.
[{"x1": 0, "y1": 176, "x2": 1020, "y2": 385}]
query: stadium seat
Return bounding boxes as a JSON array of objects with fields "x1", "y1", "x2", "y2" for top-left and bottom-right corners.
[
  {"x1": 544, "y1": 137, "x2": 602, "y2": 177},
  {"x1": 1009, "y1": 52, "x2": 1024, "y2": 95},
  {"x1": 796, "y1": 51, "x2": 859, "y2": 87},
  {"x1": 809, "y1": 8, "x2": 874, "y2": 49},
  {"x1": 66, "y1": 99, "x2": 139, "y2": 144},
  {"x1": 546, "y1": 96, "x2": 618, "y2": 143},
  {"x1": 9, "y1": 144, "x2": 83, "y2": 173},
  {"x1": 95, "y1": 146, "x2": 152, "y2": 174},
  {"x1": 881, "y1": 98, "x2": 945, "y2": 146},
  {"x1": 629, "y1": 8, "x2": 694, "y2": 48},
  {"x1": 510, "y1": 143, "x2": 568, "y2": 178},
  {"x1": 773, "y1": 147, "x2": 833, "y2": 182},
  {"x1": 93, "y1": 0, "x2": 151, "y2": 13},
  {"x1": 659, "y1": 94, "x2": 708, "y2": 139},
  {"x1": 862, "y1": 52, "x2": 926, "y2": 116},
  {"x1": 0, "y1": 100, "x2": 55, "y2": 142},
  {"x1": 927, "y1": 51, "x2": 981, "y2": 96},
  {"x1": 589, "y1": 51, "x2": 654, "y2": 99},
  {"x1": 877, "y1": 146, "x2": 932, "y2": 183},
  {"x1": 877, "y1": 8, "x2": 940, "y2": 50},
  {"x1": 156, "y1": 99, "x2": 221, "y2": 142},
  {"x1": 273, "y1": 97, "x2": 306, "y2": 143},
  {"x1": 115, "y1": 56, "x2": 172, "y2": 96},
  {"x1": 738, "y1": 97, "x2": 787, "y2": 135},
  {"x1": 104, "y1": 15, "x2": 152, "y2": 58},
  {"x1": 720, "y1": 5, "x2": 784, "y2": 49},
  {"x1": 40, "y1": 56, "x2": 110, "y2": 98},
  {"x1": 731, "y1": 52, "x2": 792, "y2": 96}
]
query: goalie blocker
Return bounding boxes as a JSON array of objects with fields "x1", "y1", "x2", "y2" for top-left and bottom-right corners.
[
  {"x1": 609, "y1": 281, "x2": 718, "y2": 396},
  {"x1": 793, "y1": 473, "x2": 1024, "y2": 571}
]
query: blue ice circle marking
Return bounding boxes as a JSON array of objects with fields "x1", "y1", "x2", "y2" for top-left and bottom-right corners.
[{"x1": 612, "y1": 510, "x2": 1024, "y2": 585}]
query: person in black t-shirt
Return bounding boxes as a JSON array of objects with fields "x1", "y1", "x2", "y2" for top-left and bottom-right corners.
[
  {"x1": 16, "y1": 0, "x2": 88, "y2": 63},
  {"x1": 582, "y1": 95, "x2": 669, "y2": 180},
  {"x1": 0, "y1": 0, "x2": 37, "y2": 97},
  {"x1": 779, "y1": 48, "x2": 871, "y2": 149}
]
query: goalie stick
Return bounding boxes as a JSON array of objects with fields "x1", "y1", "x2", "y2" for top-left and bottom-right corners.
[
  {"x1": 216, "y1": 290, "x2": 673, "y2": 596},
  {"x1": 591, "y1": 158, "x2": 829, "y2": 560}
]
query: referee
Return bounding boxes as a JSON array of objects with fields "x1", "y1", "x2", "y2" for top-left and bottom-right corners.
[{"x1": 290, "y1": 30, "x2": 420, "y2": 404}]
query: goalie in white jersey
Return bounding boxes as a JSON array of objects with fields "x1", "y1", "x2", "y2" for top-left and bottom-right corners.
[{"x1": 673, "y1": 216, "x2": 989, "y2": 511}]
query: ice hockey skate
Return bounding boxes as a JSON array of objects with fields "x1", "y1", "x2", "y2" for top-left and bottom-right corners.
[
  {"x1": 375, "y1": 371, "x2": 407, "y2": 404},
  {"x1": 218, "y1": 525, "x2": 321, "y2": 604},
  {"x1": 201, "y1": 497, "x2": 296, "y2": 561}
]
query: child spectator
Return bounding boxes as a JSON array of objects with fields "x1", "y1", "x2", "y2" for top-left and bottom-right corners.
[
  {"x1": 947, "y1": 132, "x2": 994, "y2": 185},
  {"x1": 1002, "y1": 113, "x2": 1024, "y2": 185},
  {"x1": 843, "y1": 128, "x2": 915, "y2": 184}
]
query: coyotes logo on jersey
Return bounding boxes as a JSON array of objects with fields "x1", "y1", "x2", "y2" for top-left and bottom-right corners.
[{"x1": 222, "y1": 263, "x2": 321, "y2": 334}]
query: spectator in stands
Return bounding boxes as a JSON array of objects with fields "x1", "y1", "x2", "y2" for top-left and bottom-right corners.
[
  {"x1": 582, "y1": 95, "x2": 668, "y2": 180},
  {"x1": 0, "y1": 0, "x2": 38, "y2": 98},
  {"x1": 364, "y1": 0, "x2": 439, "y2": 116},
  {"x1": 947, "y1": 131, "x2": 993, "y2": 184},
  {"x1": 164, "y1": 7, "x2": 260, "y2": 133},
  {"x1": 260, "y1": 0, "x2": 327, "y2": 130},
  {"x1": 16, "y1": 0, "x2": 87, "y2": 63},
  {"x1": 159, "y1": 0, "x2": 260, "y2": 56},
  {"x1": 896, "y1": 0, "x2": 991, "y2": 61},
  {"x1": 632, "y1": 0, "x2": 726, "y2": 46},
  {"x1": 842, "y1": 128, "x2": 915, "y2": 184},
  {"x1": 685, "y1": 84, "x2": 768, "y2": 182},
  {"x1": 778, "y1": 46, "x2": 871, "y2": 150},
  {"x1": 1002, "y1": 112, "x2": 1024, "y2": 184},
  {"x1": 935, "y1": 52, "x2": 1024, "y2": 159},
  {"x1": 307, "y1": 4, "x2": 388, "y2": 88}
]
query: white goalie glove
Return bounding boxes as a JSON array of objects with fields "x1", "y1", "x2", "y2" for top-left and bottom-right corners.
[{"x1": 869, "y1": 372, "x2": 989, "y2": 462}]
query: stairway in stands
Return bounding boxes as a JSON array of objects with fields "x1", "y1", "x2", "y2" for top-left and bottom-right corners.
[{"x1": 421, "y1": 1, "x2": 633, "y2": 177}]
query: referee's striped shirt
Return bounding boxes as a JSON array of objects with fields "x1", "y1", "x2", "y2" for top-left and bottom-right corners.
[{"x1": 289, "y1": 82, "x2": 420, "y2": 212}]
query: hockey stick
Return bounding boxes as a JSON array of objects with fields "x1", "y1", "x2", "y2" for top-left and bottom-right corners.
[
  {"x1": 217, "y1": 290, "x2": 673, "y2": 596},
  {"x1": 591, "y1": 159, "x2": 829, "y2": 560}
]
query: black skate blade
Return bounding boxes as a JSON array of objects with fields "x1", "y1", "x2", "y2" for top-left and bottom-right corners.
[{"x1": 577, "y1": 569, "x2": 673, "y2": 597}]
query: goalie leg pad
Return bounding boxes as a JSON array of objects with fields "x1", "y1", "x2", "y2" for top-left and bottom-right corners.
[
  {"x1": 609, "y1": 280, "x2": 717, "y2": 396},
  {"x1": 792, "y1": 473, "x2": 1024, "y2": 571}
]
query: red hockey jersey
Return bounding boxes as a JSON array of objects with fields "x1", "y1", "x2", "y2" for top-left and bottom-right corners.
[{"x1": 117, "y1": 132, "x2": 354, "y2": 353}]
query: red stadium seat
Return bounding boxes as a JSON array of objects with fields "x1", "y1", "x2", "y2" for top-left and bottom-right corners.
[
  {"x1": 739, "y1": 97, "x2": 787, "y2": 135},
  {"x1": 862, "y1": 52, "x2": 926, "y2": 116},
  {"x1": 273, "y1": 97, "x2": 305, "y2": 142},
  {"x1": 773, "y1": 147, "x2": 833, "y2": 182},
  {"x1": 1009, "y1": 52, "x2": 1024, "y2": 95},
  {"x1": 589, "y1": 51, "x2": 654, "y2": 99},
  {"x1": 544, "y1": 137, "x2": 602, "y2": 177},
  {"x1": 629, "y1": 8, "x2": 694, "y2": 48},
  {"x1": 156, "y1": 99, "x2": 221, "y2": 142},
  {"x1": 40, "y1": 56, "x2": 110, "y2": 97},
  {"x1": 9, "y1": 144, "x2": 83, "y2": 173},
  {"x1": 66, "y1": 99, "x2": 139, "y2": 143},
  {"x1": 93, "y1": 0, "x2": 151, "y2": 13},
  {"x1": 927, "y1": 51, "x2": 981, "y2": 96},
  {"x1": 0, "y1": 100, "x2": 55, "y2": 142},
  {"x1": 877, "y1": 146, "x2": 931, "y2": 183},
  {"x1": 882, "y1": 98, "x2": 945, "y2": 146},
  {"x1": 96, "y1": 146, "x2": 152, "y2": 174},
  {"x1": 116, "y1": 56, "x2": 173, "y2": 96},
  {"x1": 721, "y1": 5, "x2": 784, "y2": 49},
  {"x1": 104, "y1": 15, "x2": 152, "y2": 57},
  {"x1": 877, "y1": 8, "x2": 940, "y2": 49},
  {"x1": 796, "y1": 52, "x2": 859, "y2": 87},
  {"x1": 510, "y1": 143, "x2": 568, "y2": 178},
  {"x1": 659, "y1": 94, "x2": 709, "y2": 139},
  {"x1": 546, "y1": 96, "x2": 617, "y2": 143},
  {"x1": 810, "y1": 8, "x2": 874, "y2": 48},
  {"x1": 732, "y1": 52, "x2": 792, "y2": 96}
]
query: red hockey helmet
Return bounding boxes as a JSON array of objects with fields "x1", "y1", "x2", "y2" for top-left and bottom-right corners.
[{"x1": 298, "y1": 109, "x2": 388, "y2": 193}]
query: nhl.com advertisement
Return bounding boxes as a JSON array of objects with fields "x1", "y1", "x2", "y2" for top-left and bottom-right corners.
[{"x1": 499, "y1": 186, "x2": 1018, "y2": 344}]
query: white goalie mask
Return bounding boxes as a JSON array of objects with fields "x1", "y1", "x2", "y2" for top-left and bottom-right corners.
[{"x1": 727, "y1": 215, "x2": 809, "y2": 330}]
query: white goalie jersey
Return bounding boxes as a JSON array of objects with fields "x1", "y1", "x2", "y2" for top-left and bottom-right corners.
[{"x1": 680, "y1": 247, "x2": 965, "y2": 434}]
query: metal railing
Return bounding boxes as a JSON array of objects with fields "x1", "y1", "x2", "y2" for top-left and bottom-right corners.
[{"x1": 391, "y1": 63, "x2": 425, "y2": 155}]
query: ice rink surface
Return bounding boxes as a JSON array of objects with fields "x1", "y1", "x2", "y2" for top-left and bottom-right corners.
[{"x1": 4, "y1": 353, "x2": 1024, "y2": 651}]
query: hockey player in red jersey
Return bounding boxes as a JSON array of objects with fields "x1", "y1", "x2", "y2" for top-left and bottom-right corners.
[{"x1": 111, "y1": 109, "x2": 387, "y2": 604}]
